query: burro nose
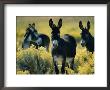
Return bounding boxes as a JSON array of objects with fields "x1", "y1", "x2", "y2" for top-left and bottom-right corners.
[
  {"x1": 81, "y1": 39, "x2": 86, "y2": 47},
  {"x1": 52, "y1": 40, "x2": 58, "y2": 47},
  {"x1": 36, "y1": 38, "x2": 42, "y2": 45}
]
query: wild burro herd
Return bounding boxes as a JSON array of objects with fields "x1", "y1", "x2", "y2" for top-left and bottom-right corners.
[{"x1": 22, "y1": 18, "x2": 94, "y2": 74}]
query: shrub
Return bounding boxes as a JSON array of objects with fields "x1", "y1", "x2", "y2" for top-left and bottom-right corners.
[
  {"x1": 16, "y1": 44, "x2": 94, "y2": 75},
  {"x1": 75, "y1": 46, "x2": 94, "y2": 74},
  {"x1": 16, "y1": 45, "x2": 53, "y2": 74}
]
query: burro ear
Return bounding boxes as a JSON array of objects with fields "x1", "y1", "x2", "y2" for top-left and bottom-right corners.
[
  {"x1": 87, "y1": 21, "x2": 90, "y2": 31},
  {"x1": 57, "y1": 18, "x2": 62, "y2": 29},
  {"x1": 49, "y1": 18, "x2": 53, "y2": 28},
  {"x1": 79, "y1": 21, "x2": 84, "y2": 30},
  {"x1": 32, "y1": 23, "x2": 35, "y2": 26},
  {"x1": 28, "y1": 24, "x2": 31, "y2": 27}
]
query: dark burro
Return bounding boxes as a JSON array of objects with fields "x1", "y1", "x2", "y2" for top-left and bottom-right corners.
[
  {"x1": 22, "y1": 23, "x2": 50, "y2": 52},
  {"x1": 79, "y1": 21, "x2": 94, "y2": 53},
  {"x1": 49, "y1": 18, "x2": 77, "y2": 74}
]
